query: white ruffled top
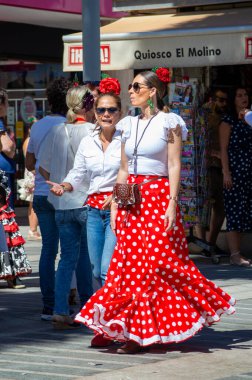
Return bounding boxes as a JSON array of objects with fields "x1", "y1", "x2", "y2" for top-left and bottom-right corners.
[{"x1": 116, "y1": 112, "x2": 187, "y2": 176}]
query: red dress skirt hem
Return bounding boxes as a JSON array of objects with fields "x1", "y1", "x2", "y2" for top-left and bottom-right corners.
[{"x1": 75, "y1": 175, "x2": 235, "y2": 346}]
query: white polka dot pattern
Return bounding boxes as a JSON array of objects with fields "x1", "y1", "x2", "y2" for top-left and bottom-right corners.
[{"x1": 76, "y1": 175, "x2": 236, "y2": 346}]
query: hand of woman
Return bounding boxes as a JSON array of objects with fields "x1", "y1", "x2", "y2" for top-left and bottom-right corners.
[
  {"x1": 223, "y1": 172, "x2": 233, "y2": 189},
  {"x1": 46, "y1": 180, "x2": 65, "y2": 196},
  {"x1": 110, "y1": 201, "x2": 118, "y2": 235},
  {"x1": 164, "y1": 201, "x2": 177, "y2": 232},
  {"x1": 102, "y1": 194, "x2": 112, "y2": 210},
  {"x1": 238, "y1": 108, "x2": 249, "y2": 120}
]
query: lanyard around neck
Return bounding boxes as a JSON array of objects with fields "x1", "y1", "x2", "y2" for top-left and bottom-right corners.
[{"x1": 133, "y1": 112, "x2": 159, "y2": 174}]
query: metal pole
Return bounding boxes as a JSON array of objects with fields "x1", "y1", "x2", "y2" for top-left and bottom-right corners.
[{"x1": 82, "y1": 0, "x2": 100, "y2": 82}]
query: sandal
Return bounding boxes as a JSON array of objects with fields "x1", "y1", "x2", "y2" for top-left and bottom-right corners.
[
  {"x1": 117, "y1": 341, "x2": 141, "y2": 354},
  {"x1": 230, "y1": 252, "x2": 251, "y2": 267},
  {"x1": 52, "y1": 314, "x2": 81, "y2": 330},
  {"x1": 7, "y1": 277, "x2": 26, "y2": 289},
  {"x1": 27, "y1": 230, "x2": 42, "y2": 240}
]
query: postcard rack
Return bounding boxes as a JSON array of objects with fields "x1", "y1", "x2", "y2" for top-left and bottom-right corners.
[{"x1": 171, "y1": 99, "x2": 222, "y2": 264}]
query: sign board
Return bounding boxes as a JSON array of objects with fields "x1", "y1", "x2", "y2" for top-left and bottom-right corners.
[
  {"x1": 245, "y1": 37, "x2": 252, "y2": 59},
  {"x1": 20, "y1": 96, "x2": 37, "y2": 124},
  {"x1": 64, "y1": 33, "x2": 252, "y2": 71},
  {"x1": 113, "y1": 0, "x2": 246, "y2": 11},
  {"x1": 65, "y1": 44, "x2": 111, "y2": 71}
]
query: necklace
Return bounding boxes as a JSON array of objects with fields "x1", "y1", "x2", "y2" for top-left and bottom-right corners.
[
  {"x1": 75, "y1": 116, "x2": 87, "y2": 122},
  {"x1": 99, "y1": 128, "x2": 115, "y2": 144},
  {"x1": 99, "y1": 133, "x2": 107, "y2": 143},
  {"x1": 133, "y1": 112, "x2": 159, "y2": 175}
]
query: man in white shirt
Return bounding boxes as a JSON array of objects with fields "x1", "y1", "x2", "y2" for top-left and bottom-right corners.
[{"x1": 26, "y1": 78, "x2": 70, "y2": 321}]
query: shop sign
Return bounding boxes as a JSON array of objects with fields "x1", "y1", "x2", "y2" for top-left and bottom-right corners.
[
  {"x1": 64, "y1": 33, "x2": 252, "y2": 71},
  {"x1": 245, "y1": 38, "x2": 252, "y2": 59},
  {"x1": 20, "y1": 96, "x2": 37, "y2": 124},
  {"x1": 113, "y1": 0, "x2": 245, "y2": 11},
  {"x1": 69, "y1": 45, "x2": 110, "y2": 66}
]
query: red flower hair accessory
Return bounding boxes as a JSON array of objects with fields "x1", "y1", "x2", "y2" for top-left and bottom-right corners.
[
  {"x1": 152, "y1": 67, "x2": 171, "y2": 83},
  {"x1": 72, "y1": 73, "x2": 80, "y2": 87},
  {"x1": 99, "y1": 77, "x2": 121, "y2": 95}
]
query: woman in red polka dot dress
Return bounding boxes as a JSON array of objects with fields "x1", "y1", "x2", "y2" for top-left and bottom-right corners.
[{"x1": 75, "y1": 70, "x2": 236, "y2": 354}]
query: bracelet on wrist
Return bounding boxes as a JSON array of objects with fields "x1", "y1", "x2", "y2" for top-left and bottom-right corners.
[
  {"x1": 169, "y1": 195, "x2": 178, "y2": 203},
  {"x1": 60, "y1": 184, "x2": 66, "y2": 192},
  {"x1": 111, "y1": 199, "x2": 118, "y2": 207}
]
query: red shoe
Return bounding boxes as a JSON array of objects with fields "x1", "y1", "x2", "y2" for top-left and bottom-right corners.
[
  {"x1": 91, "y1": 334, "x2": 113, "y2": 347},
  {"x1": 117, "y1": 340, "x2": 141, "y2": 354}
]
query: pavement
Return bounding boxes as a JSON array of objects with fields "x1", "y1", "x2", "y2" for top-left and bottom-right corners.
[{"x1": 0, "y1": 208, "x2": 252, "y2": 380}]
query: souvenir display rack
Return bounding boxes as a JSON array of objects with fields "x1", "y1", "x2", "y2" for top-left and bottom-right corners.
[{"x1": 169, "y1": 82, "x2": 222, "y2": 264}]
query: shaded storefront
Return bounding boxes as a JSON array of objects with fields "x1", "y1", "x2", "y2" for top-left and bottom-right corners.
[{"x1": 63, "y1": 7, "x2": 252, "y2": 109}]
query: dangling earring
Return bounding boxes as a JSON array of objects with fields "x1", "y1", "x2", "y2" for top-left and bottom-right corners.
[{"x1": 147, "y1": 97, "x2": 154, "y2": 112}]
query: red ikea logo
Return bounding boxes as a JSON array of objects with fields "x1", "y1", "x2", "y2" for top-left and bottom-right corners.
[
  {"x1": 69, "y1": 45, "x2": 110, "y2": 65},
  {"x1": 245, "y1": 38, "x2": 252, "y2": 59}
]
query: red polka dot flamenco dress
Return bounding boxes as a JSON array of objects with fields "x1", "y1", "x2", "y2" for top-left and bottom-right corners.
[{"x1": 76, "y1": 176, "x2": 235, "y2": 347}]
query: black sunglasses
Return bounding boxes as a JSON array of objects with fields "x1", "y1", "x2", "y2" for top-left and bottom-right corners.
[
  {"x1": 128, "y1": 82, "x2": 149, "y2": 93},
  {"x1": 96, "y1": 107, "x2": 119, "y2": 115}
]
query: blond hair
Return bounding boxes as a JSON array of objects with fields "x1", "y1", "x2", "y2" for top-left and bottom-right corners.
[{"x1": 66, "y1": 85, "x2": 92, "y2": 123}]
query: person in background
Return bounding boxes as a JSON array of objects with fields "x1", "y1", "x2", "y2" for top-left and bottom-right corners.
[
  {"x1": 0, "y1": 95, "x2": 26, "y2": 288},
  {"x1": 38, "y1": 85, "x2": 94, "y2": 329},
  {"x1": 26, "y1": 78, "x2": 71, "y2": 321},
  {"x1": 75, "y1": 69, "x2": 235, "y2": 354},
  {"x1": 197, "y1": 88, "x2": 229, "y2": 255},
  {"x1": 0, "y1": 124, "x2": 10, "y2": 282},
  {"x1": 0, "y1": 169, "x2": 32, "y2": 287},
  {"x1": 219, "y1": 86, "x2": 252, "y2": 267},
  {"x1": 18, "y1": 117, "x2": 41, "y2": 240},
  {"x1": 0, "y1": 88, "x2": 16, "y2": 209},
  {"x1": 49, "y1": 78, "x2": 122, "y2": 337}
]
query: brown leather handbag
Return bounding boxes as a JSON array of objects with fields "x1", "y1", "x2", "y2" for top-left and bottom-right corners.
[{"x1": 112, "y1": 183, "x2": 141, "y2": 207}]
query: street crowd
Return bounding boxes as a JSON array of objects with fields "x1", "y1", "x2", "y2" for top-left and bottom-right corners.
[{"x1": 1, "y1": 68, "x2": 252, "y2": 354}]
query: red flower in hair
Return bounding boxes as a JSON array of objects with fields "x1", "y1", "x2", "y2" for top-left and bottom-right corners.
[
  {"x1": 99, "y1": 78, "x2": 121, "y2": 95},
  {"x1": 155, "y1": 68, "x2": 171, "y2": 83}
]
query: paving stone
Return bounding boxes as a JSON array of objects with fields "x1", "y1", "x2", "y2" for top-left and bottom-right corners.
[{"x1": 1, "y1": 218, "x2": 251, "y2": 380}]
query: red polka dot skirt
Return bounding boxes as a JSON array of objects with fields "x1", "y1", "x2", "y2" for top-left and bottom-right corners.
[{"x1": 76, "y1": 175, "x2": 235, "y2": 347}]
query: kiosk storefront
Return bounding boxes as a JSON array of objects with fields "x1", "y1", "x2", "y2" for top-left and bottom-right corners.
[
  {"x1": 63, "y1": 7, "x2": 252, "y2": 108},
  {"x1": 63, "y1": 7, "x2": 252, "y2": 256}
]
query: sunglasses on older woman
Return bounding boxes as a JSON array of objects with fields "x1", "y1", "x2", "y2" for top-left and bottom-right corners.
[
  {"x1": 128, "y1": 82, "x2": 149, "y2": 94},
  {"x1": 96, "y1": 107, "x2": 119, "y2": 115}
]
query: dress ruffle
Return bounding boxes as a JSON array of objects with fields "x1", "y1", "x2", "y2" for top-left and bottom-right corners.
[
  {"x1": 0, "y1": 203, "x2": 32, "y2": 280},
  {"x1": 76, "y1": 176, "x2": 235, "y2": 346}
]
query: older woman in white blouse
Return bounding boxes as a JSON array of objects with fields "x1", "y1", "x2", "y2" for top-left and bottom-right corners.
[{"x1": 49, "y1": 91, "x2": 122, "y2": 290}]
